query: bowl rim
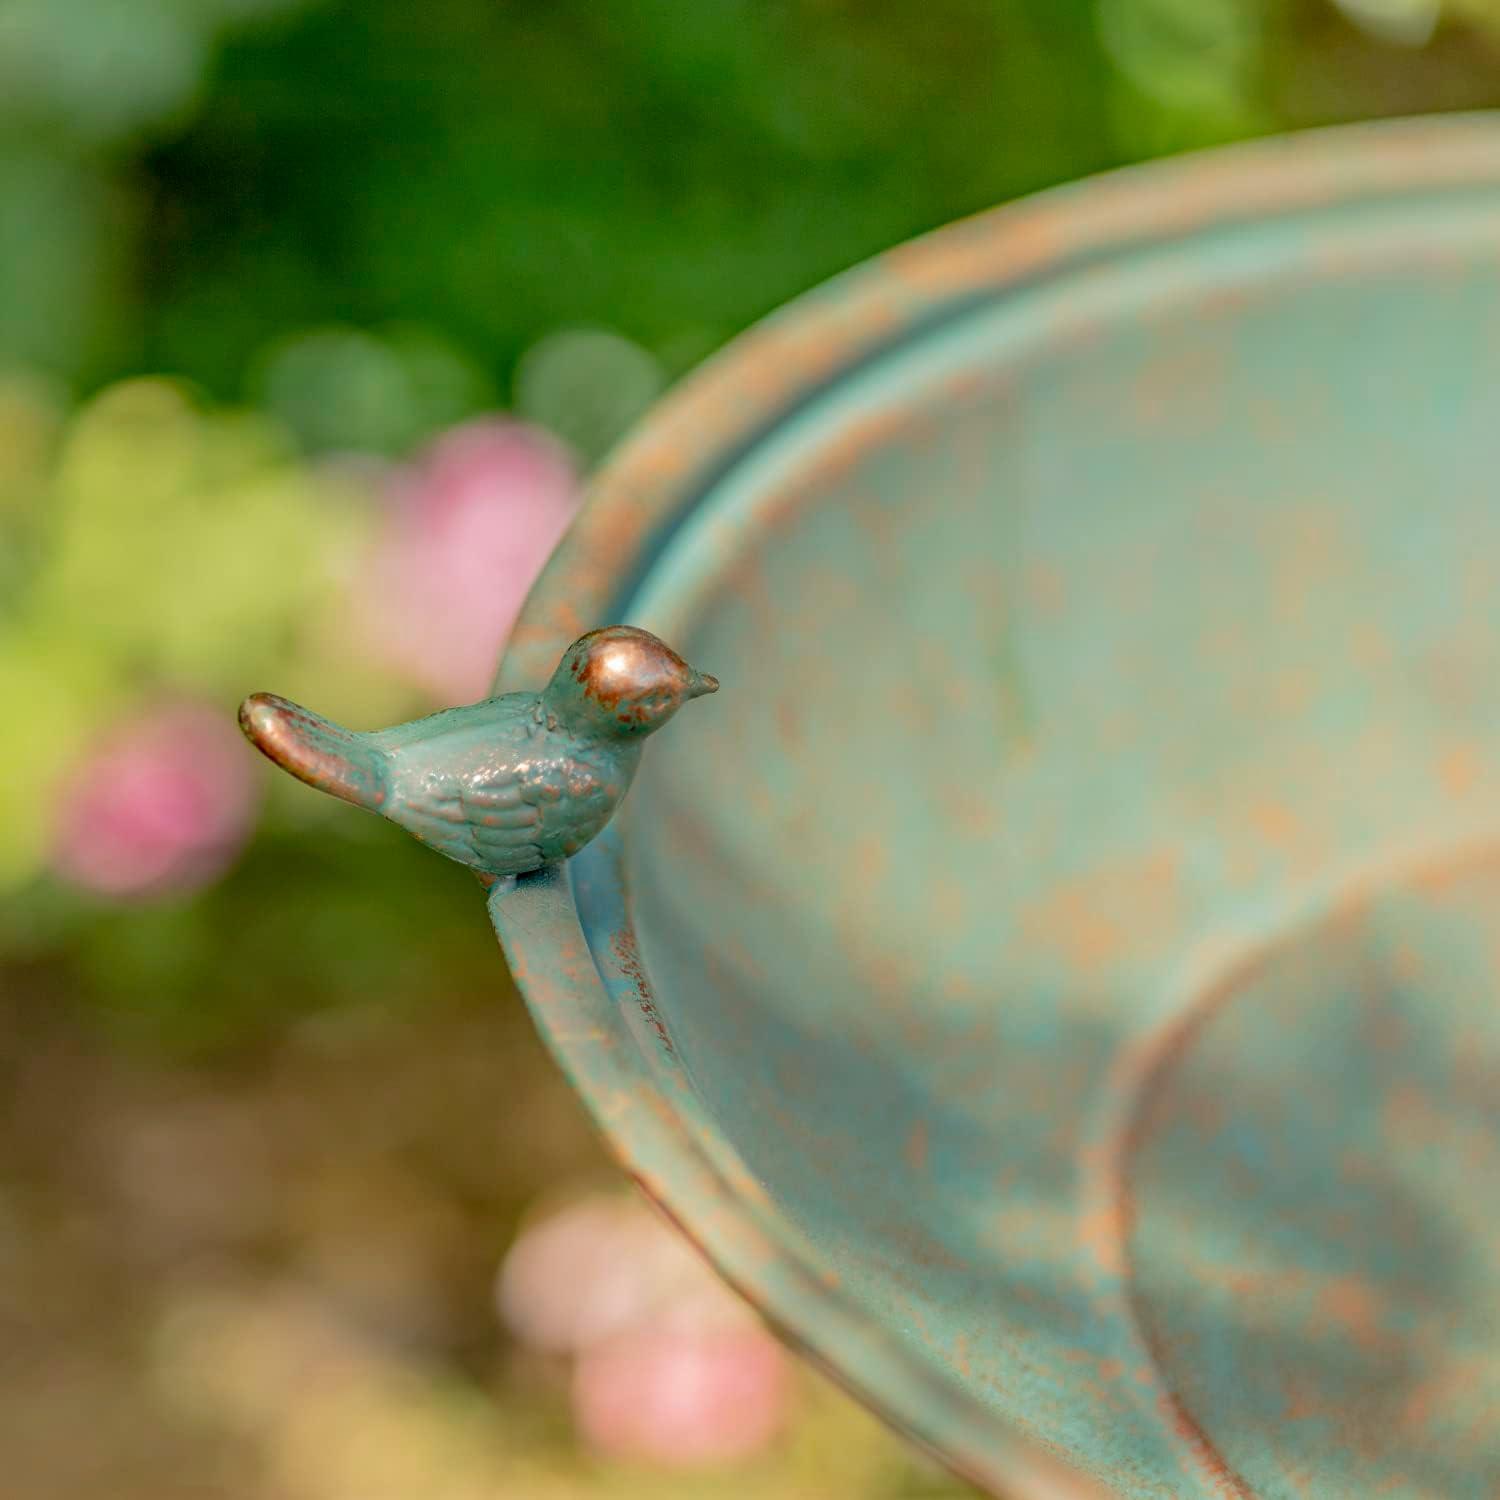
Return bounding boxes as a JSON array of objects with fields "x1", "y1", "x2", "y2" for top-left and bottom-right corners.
[{"x1": 490, "y1": 113, "x2": 1500, "y2": 1497}]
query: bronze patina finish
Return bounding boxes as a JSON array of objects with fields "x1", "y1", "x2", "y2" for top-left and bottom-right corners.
[
  {"x1": 490, "y1": 117, "x2": 1500, "y2": 1497},
  {"x1": 240, "y1": 626, "x2": 717, "y2": 878}
]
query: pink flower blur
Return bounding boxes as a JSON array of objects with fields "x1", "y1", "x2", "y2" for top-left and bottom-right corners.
[
  {"x1": 498, "y1": 1193, "x2": 725, "y2": 1357},
  {"x1": 499, "y1": 1192, "x2": 790, "y2": 1466},
  {"x1": 52, "y1": 703, "x2": 260, "y2": 899},
  {"x1": 359, "y1": 419, "x2": 580, "y2": 704},
  {"x1": 572, "y1": 1324, "x2": 789, "y2": 1467}
]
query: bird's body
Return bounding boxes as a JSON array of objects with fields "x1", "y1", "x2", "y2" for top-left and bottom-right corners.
[
  {"x1": 239, "y1": 627, "x2": 716, "y2": 879},
  {"x1": 244, "y1": 690, "x2": 642, "y2": 876}
]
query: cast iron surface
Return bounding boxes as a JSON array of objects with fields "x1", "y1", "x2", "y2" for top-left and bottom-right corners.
[
  {"x1": 239, "y1": 626, "x2": 718, "y2": 879},
  {"x1": 488, "y1": 117, "x2": 1500, "y2": 1497}
]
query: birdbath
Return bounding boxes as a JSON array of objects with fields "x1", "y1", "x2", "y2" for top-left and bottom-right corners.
[{"x1": 245, "y1": 115, "x2": 1500, "y2": 1498}]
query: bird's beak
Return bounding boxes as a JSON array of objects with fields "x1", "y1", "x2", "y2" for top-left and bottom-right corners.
[{"x1": 688, "y1": 670, "x2": 720, "y2": 699}]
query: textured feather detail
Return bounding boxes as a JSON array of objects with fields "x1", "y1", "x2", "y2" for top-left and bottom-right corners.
[{"x1": 393, "y1": 781, "x2": 544, "y2": 871}]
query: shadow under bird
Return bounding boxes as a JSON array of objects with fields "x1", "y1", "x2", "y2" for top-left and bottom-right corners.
[{"x1": 238, "y1": 625, "x2": 719, "y2": 880}]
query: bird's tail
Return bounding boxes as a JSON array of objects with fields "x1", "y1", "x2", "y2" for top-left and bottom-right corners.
[{"x1": 238, "y1": 693, "x2": 390, "y2": 813}]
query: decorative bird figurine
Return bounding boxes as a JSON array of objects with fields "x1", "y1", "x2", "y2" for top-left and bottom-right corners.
[{"x1": 238, "y1": 626, "x2": 718, "y2": 881}]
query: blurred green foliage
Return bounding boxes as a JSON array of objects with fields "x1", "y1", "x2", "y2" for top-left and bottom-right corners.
[
  {"x1": 131, "y1": 0, "x2": 1119, "y2": 400},
  {"x1": 0, "y1": 376, "x2": 385, "y2": 889},
  {"x1": 2, "y1": 0, "x2": 1496, "y2": 413}
]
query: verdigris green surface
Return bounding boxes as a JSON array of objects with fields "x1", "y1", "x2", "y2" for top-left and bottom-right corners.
[
  {"x1": 488, "y1": 118, "x2": 1500, "y2": 1498},
  {"x1": 240, "y1": 626, "x2": 717, "y2": 878},
  {"x1": 250, "y1": 117, "x2": 1500, "y2": 1497}
]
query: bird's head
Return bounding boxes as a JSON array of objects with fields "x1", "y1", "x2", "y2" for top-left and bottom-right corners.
[{"x1": 543, "y1": 626, "x2": 718, "y2": 739}]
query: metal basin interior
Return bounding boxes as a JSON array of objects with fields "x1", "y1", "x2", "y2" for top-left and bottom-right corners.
[{"x1": 491, "y1": 117, "x2": 1500, "y2": 1498}]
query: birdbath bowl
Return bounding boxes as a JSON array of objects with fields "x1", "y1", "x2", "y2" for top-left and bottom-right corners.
[{"x1": 485, "y1": 118, "x2": 1500, "y2": 1497}]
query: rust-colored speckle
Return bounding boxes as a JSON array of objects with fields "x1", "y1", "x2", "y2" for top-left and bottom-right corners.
[
  {"x1": 941, "y1": 971, "x2": 975, "y2": 1001},
  {"x1": 904, "y1": 1119, "x2": 930, "y2": 1174},
  {"x1": 1350, "y1": 620, "x2": 1395, "y2": 670},
  {"x1": 1024, "y1": 892, "x2": 1124, "y2": 974},
  {"x1": 1130, "y1": 338, "x2": 1230, "y2": 433},
  {"x1": 1020, "y1": 849, "x2": 1181, "y2": 975},
  {"x1": 774, "y1": 698, "x2": 801, "y2": 750},
  {"x1": 1439, "y1": 743, "x2": 1481, "y2": 797},
  {"x1": 1158, "y1": 1390, "x2": 1255, "y2": 1498},
  {"x1": 1025, "y1": 563, "x2": 1067, "y2": 617},
  {"x1": 1318, "y1": 1277, "x2": 1386, "y2": 1353},
  {"x1": 1076, "y1": 1203, "x2": 1127, "y2": 1277},
  {"x1": 1270, "y1": 668, "x2": 1316, "y2": 716},
  {"x1": 1249, "y1": 800, "x2": 1301, "y2": 850},
  {"x1": 610, "y1": 928, "x2": 674, "y2": 1057},
  {"x1": 850, "y1": 833, "x2": 889, "y2": 884}
]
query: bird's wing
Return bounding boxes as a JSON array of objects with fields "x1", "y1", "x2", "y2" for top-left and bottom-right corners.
[
  {"x1": 461, "y1": 776, "x2": 547, "y2": 872},
  {"x1": 394, "y1": 768, "x2": 545, "y2": 874}
]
